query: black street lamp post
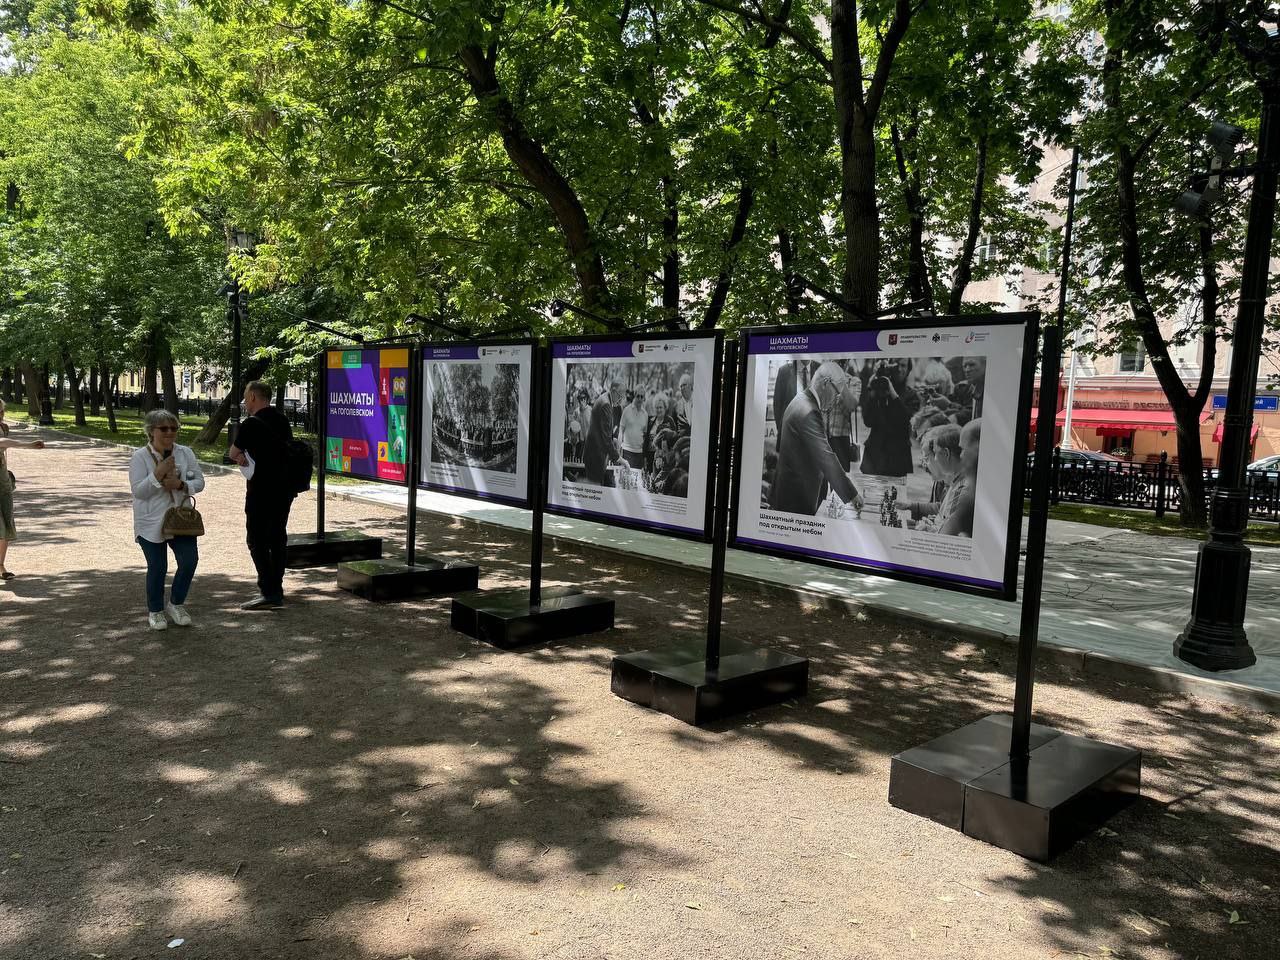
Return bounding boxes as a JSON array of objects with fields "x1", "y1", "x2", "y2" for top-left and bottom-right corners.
[
  {"x1": 224, "y1": 228, "x2": 254, "y2": 459},
  {"x1": 1177, "y1": 23, "x2": 1280, "y2": 671}
]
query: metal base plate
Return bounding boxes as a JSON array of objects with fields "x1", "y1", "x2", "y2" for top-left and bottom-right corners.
[
  {"x1": 450, "y1": 587, "x2": 615, "y2": 648},
  {"x1": 612, "y1": 642, "x2": 809, "y2": 726},
  {"x1": 286, "y1": 531, "x2": 383, "y2": 568},
  {"x1": 889, "y1": 714, "x2": 1142, "y2": 861},
  {"x1": 337, "y1": 556, "x2": 479, "y2": 602}
]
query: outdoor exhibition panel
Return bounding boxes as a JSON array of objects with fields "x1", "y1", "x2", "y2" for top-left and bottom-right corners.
[
  {"x1": 419, "y1": 340, "x2": 534, "y2": 508},
  {"x1": 338, "y1": 343, "x2": 479, "y2": 601},
  {"x1": 285, "y1": 349, "x2": 386, "y2": 568},
  {"x1": 732, "y1": 315, "x2": 1037, "y2": 600},
  {"x1": 545, "y1": 330, "x2": 723, "y2": 540},
  {"x1": 325, "y1": 347, "x2": 411, "y2": 485}
]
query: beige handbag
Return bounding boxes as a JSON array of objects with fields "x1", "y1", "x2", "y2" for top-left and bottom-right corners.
[
  {"x1": 162, "y1": 494, "x2": 205, "y2": 538},
  {"x1": 152, "y1": 449, "x2": 205, "y2": 538}
]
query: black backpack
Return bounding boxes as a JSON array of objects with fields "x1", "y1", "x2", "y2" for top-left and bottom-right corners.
[{"x1": 285, "y1": 438, "x2": 315, "y2": 493}]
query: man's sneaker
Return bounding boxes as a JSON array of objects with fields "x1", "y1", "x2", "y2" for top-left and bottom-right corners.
[
  {"x1": 165, "y1": 602, "x2": 193, "y2": 627},
  {"x1": 240, "y1": 595, "x2": 284, "y2": 611},
  {"x1": 148, "y1": 612, "x2": 168, "y2": 631}
]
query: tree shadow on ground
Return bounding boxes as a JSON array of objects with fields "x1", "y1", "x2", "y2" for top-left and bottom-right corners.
[{"x1": 5, "y1": 455, "x2": 1279, "y2": 959}]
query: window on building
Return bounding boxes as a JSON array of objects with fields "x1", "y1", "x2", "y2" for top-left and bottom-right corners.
[
  {"x1": 1118, "y1": 344, "x2": 1147, "y2": 373},
  {"x1": 976, "y1": 235, "x2": 995, "y2": 266}
]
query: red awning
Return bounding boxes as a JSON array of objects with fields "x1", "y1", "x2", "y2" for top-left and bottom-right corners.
[
  {"x1": 1029, "y1": 408, "x2": 1212, "y2": 432},
  {"x1": 1212, "y1": 422, "x2": 1261, "y2": 443}
]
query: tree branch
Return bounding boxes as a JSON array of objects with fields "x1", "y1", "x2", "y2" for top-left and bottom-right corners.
[
  {"x1": 692, "y1": 0, "x2": 831, "y2": 72},
  {"x1": 700, "y1": 182, "x2": 756, "y2": 329}
]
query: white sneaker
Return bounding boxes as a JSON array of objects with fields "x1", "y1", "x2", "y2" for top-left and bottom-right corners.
[
  {"x1": 148, "y1": 612, "x2": 168, "y2": 631},
  {"x1": 165, "y1": 603, "x2": 193, "y2": 627}
]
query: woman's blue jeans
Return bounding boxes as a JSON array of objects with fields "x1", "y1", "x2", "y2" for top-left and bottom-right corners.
[{"x1": 137, "y1": 536, "x2": 199, "y2": 613}]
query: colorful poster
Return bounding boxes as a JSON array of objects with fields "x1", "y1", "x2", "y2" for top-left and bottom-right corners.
[
  {"x1": 325, "y1": 348, "x2": 410, "y2": 484},
  {"x1": 732, "y1": 317, "x2": 1036, "y2": 599},
  {"x1": 419, "y1": 342, "x2": 533, "y2": 506},
  {"x1": 546, "y1": 333, "x2": 721, "y2": 539}
]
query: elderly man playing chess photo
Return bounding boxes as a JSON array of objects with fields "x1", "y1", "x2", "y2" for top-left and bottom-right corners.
[{"x1": 769, "y1": 361, "x2": 865, "y2": 516}]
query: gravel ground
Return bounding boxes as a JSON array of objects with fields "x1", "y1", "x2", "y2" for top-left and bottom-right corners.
[{"x1": 1, "y1": 434, "x2": 1277, "y2": 960}]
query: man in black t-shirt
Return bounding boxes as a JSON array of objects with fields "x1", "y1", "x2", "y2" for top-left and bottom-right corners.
[{"x1": 229, "y1": 381, "x2": 296, "y2": 609}]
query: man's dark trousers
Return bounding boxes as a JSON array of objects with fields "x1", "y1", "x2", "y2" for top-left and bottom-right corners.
[{"x1": 246, "y1": 494, "x2": 294, "y2": 601}]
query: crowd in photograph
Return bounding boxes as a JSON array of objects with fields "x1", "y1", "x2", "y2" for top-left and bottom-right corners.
[
  {"x1": 563, "y1": 362, "x2": 696, "y2": 497},
  {"x1": 763, "y1": 354, "x2": 986, "y2": 537},
  {"x1": 430, "y1": 364, "x2": 520, "y2": 472}
]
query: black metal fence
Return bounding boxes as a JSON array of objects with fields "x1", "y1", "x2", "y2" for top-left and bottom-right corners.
[
  {"x1": 114, "y1": 392, "x2": 310, "y2": 428},
  {"x1": 1025, "y1": 449, "x2": 1280, "y2": 522}
]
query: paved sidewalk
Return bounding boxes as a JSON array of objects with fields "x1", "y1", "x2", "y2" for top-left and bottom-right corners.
[{"x1": 341, "y1": 482, "x2": 1280, "y2": 711}]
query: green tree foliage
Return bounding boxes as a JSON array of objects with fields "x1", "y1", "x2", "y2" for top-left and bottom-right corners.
[
  {"x1": 1065, "y1": 0, "x2": 1279, "y2": 525},
  {"x1": 0, "y1": 19, "x2": 225, "y2": 420}
]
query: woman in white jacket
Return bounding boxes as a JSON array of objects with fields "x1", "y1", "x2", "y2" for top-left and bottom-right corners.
[{"x1": 129, "y1": 410, "x2": 205, "y2": 630}]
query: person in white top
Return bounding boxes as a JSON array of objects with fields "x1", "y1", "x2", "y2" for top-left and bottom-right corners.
[
  {"x1": 618, "y1": 391, "x2": 649, "y2": 469},
  {"x1": 128, "y1": 409, "x2": 206, "y2": 630}
]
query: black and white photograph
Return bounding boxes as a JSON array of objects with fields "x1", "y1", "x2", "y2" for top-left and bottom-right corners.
[
  {"x1": 420, "y1": 343, "x2": 533, "y2": 506},
  {"x1": 546, "y1": 335, "x2": 720, "y2": 538},
  {"x1": 734, "y1": 320, "x2": 1033, "y2": 597},
  {"x1": 561, "y1": 360, "x2": 697, "y2": 498},
  {"x1": 430, "y1": 362, "x2": 520, "y2": 475},
  {"x1": 761, "y1": 354, "x2": 987, "y2": 538}
]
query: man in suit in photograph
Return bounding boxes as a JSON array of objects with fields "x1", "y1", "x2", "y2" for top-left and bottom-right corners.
[
  {"x1": 770, "y1": 362, "x2": 864, "y2": 516},
  {"x1": 584, "y1": 379, "x2": 623, "y2": 485}
]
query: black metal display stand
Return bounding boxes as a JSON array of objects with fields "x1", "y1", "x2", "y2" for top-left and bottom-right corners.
[
  {"x1": 889, "y1": 155, "x2": 1141, "y2": 860},
  {"x1": 286, "y1": 352, "x2": 384, "y2": 568},
  {"x1": 610, "y1": 341, "x2": 809, "y2": 725},
  {"x1": 450, "y1": 344, "x2": 615, "y2": 646},
  {"x1": 337, "y1": 348, "x2": 479, "y2": 601}
]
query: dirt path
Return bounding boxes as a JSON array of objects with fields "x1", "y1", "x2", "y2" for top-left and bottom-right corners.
[{"x1": 1, "y1": 434, "x2": 1277, "y2": 960}]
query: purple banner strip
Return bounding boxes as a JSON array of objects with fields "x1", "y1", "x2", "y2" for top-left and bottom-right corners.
[
  {"x1": 734, "y1": 535, "x2": 1003, "y2": 590},
  {"x1": 423, "y1": 346, "x2": 480, "y2": 360},
  {"x1": 553, "y1": 340, "x2": 636, "y2": 359},
  {"x1": 747, "y1": 330, "x2": 881, "y2": 355}
]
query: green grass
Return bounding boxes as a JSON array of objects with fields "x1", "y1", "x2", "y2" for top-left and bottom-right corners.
[
  {"x1": 1042, "y1": 501, "x2": 1280, "y2": 546},
  {"x1": 6, "y1": 407, "x2": 328, "y2": 472}
]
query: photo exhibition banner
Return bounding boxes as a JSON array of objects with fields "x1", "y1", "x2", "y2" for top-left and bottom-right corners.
[
  {"x1": 325, "y1": 348, "x2": 410, "y2": 484},
  {"x1": 419, "y1": 342, "x2": 533, "y2": 506},
  {"x1": 733, "y1": 317, "x2": 1035, "y2": 598},
  {"x1": 547, "y1": 333, "x2": 721, "y2": 538}
]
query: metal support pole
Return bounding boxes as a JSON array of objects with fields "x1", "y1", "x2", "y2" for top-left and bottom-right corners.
[
  {"x1": 1011, "y1": 146, "x2": 1077, "y2": 759},
  {"x1": 1177, "y1": 67, "x2": 1278, "y2": 671},
  {"x1": 316, "y1": 354, "x2": 327, "y2": 539},
  {"x1": 225, "y1": 283, "x2": 243, "y2": 457},
  {"x1": 1011, "y1": 325, "x2": 1063, "y2": 759},
  {"x1": 405, "y1": 348, "x2": 420, "y2": 567},
  {"x1": 704, "y1": 340, "x2": 738, "y2": 677},
  {"x1": 528, "y1": 344, "x2": 550, "y2": 606}
]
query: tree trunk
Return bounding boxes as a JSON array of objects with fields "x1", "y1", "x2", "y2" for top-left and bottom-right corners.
[
  {"x1": 1, "y1": 367, "x2": 11, "y2": 403},
  {"x1": 275, "y1": 382, "x2": 285, "y2": 409},
  {"x1": 159, "y1": 334, "x2": 179, "y2": 413},
  {"x1": 948, "y1": 134, "x2": 989, "y2": 314},
  {"x1": 196, "y1": 356, "x2": 270, "y2": 444},
  {"x1": 63, "y1": 351, "x2": 86, "y2": 427},
  {"x1": 778, "y1": 228, "x2": 803, "y2": 317},
  {"x1": 142, "y1": 328, "x2": 159, "y2": 413},
  {"x1": 100, "y1": 360, "x2": 118, "y2": 433},
  {"x1": 890, "y1": 119, "x2": 937, "y2": 310},
  {"x1": 458, "y1": 44, "x2": 615, "y2": 320},
  {"x1": 1108, "y1": 58, "x2": 1210, "y2": 526},
  {"x1": 54, "y1": 370, "x2": 65, "y2": 409},
  {"x1": 700, "y1": 183, "x2": 756, "y2": 329},
  {"x1": 832, "y1": 0, "x2": 875, "y2": 315},
  {"x1": 18, "y1": 360, "x2": 41, "y2": 417},
  {"x1": 89, "y1": 366, "x2": 100, "y2": 416}
]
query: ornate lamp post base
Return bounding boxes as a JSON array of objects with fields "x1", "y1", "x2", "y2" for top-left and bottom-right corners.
[{"x1": 1177, "y1": 523, "x2": 1258, "y2": 671}]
